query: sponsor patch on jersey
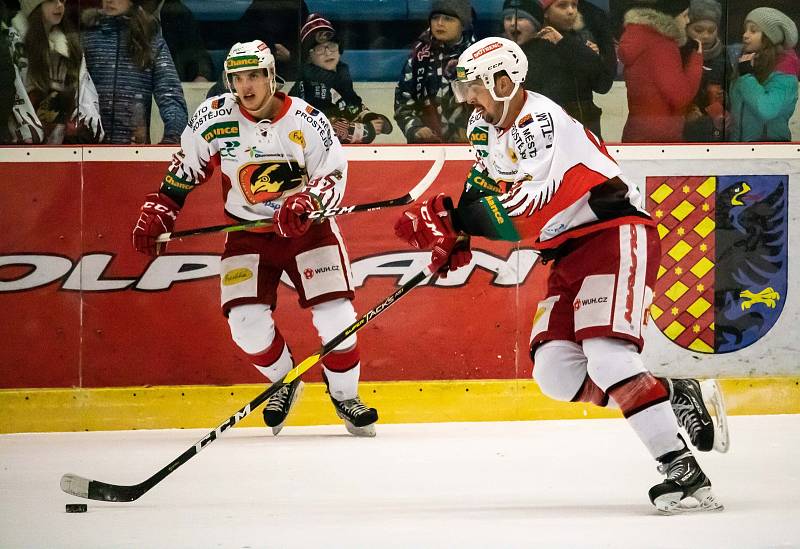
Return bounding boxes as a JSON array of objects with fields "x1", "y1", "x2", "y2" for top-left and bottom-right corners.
[
  {"x1": 210, "y1": 97, "x2": 226, "y2": 110},
  {"x1": 238, "y1": 161, "x2": 307, "y2": 203},
  {"x1": 288, "y1": 130, "x2": 306, "y2": 148},
  {"x1": 466, "y1": 167, "x2": 502, "y2": 195},
  {"x1": 162, "y1": 172, "x2": 193, "y2": 193},
  {"x1": 472, "y1": 42, "x2": 502, "y2": 59},
  {"x1": 517, "y1": 114, "x2": 533, "y2": 128},
  {"x1": 202, "y1": 122, "x2": 239, "y2": 142},
  {"x1": 469, "y1": 127, "x2": 488, "y2": 147},
  {"x1": 222, "y1": 267, "x2": 253, "y2": 286},
  {"x1": 305, "y1": 105, "x2": 320, "y2": 116}
]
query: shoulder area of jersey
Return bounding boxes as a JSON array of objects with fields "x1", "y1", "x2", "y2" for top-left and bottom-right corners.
[
  {"x1": 289, "y1": 96, "x2": 327, "y2": 123},
  {"x1": 187, "y1": 93, "x2": 238, "y2": 133}
]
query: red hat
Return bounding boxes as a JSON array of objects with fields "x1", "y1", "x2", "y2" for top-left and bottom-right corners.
[{"x1": 300, "y1": 13, "x2": 338, "y2": 54}]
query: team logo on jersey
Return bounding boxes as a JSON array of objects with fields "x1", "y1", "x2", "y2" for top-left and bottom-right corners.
[
  {"x1": 238, "y1": 161, "x2": 307, "y2": 203},
  {"x1": 517, "y1": 114, "x2": 533, "y2": 128},
  {"x1": 305, "y1": 105, "x2": 320, "y2": 116},
  {"x1": 288, "y1": 130, "x2": 306, "y2": 148},
  {"x1": 222, "y1": 268, "x2": 253, "y2": 286},
  {"x1": 202, "y1": 122, "x2": 239, "y2": 142},
  {"x1": 647, "y1": 175, "x2": 788, "y2": 354},
  {"x1": 210, "y1": 97, "x2": 226, "y2": 110}
]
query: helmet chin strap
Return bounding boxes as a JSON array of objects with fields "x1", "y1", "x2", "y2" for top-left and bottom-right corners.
[{"x1": 491, "y1": 82, "x2": 520, "y2": 128}]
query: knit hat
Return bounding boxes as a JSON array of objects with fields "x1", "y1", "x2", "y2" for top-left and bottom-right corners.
[
  {"x1": 503, "y1": 0, "x2": 543, "y2": 28},
  {"x1": 629, "y1": 0, "x2": 690, "y2": 18},
  {"x1": 538, "y1": 0, "x2": 563, "y2": 11},
  {"x1": 689, "y1": 0, "x2": 721, "y2": 26},
  {"x1": 745, "y1": 7, "x2": 798, "y2": 49},
  {"x1": 430, "y1": 0, "x2": 472, "y2": 28},
  {"x1": 300, "y1": 13, "x2": 339, "y2": 55},
  {"x1": 21, "y1": 0, "x2": 47, "y2": 17}
]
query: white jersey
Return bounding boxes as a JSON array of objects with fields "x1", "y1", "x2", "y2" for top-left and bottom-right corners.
[
  {"x1": 160, "y1": 92, "x2": 346, "y2": 221},
  {"x1": 465, "y1": 91, "x2": 651, "y2": 249}
]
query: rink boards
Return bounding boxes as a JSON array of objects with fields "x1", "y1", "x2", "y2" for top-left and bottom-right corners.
[{"x1": 1, "y1": 145, "x2": 799, "y2": 432}]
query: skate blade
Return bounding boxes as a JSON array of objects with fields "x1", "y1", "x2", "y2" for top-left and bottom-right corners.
[
  {"x1": 700, "y1": 380, "x2": 730, "y2": 453},
  {"x1": 269, "y1": 381, "x2": 305, "y2": 436},
  {"x1": 653, "y1": 487, "x2": 724, "y2": 514},
  {"x1": 334, "y1": 411, "x2": 376, "y2": 437}
]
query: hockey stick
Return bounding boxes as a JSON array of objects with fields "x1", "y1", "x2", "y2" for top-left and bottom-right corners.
[
  {"x1": 155, "y1": 148, "x2": 446, "y2": 243},
  {"x1": 60, "y1": 264, "x2": 435, "y2": 503}
]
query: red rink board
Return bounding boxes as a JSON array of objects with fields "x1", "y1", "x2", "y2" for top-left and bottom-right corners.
[{"x1": 0, "y1": 150, "x2": 547, "y2": 389}]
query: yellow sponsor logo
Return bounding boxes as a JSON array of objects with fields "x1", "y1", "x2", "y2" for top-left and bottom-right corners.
[
  {"x1": 288, "y1": 130, "x2": 306, "y2": 148},
  {"x1": 486, "y1": 196, "x2": 505, "y2": 224},
  {"x1": 163, "y1": 174, "x2": 192, "y2": 190},
  {"x1": 222, "y1": 268, "x2": 253, "y2": 286}
]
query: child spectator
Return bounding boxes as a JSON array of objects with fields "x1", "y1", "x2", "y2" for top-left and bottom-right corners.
[
  {"x1": 12, "y1": 0, "x2": 103, "y2": 143},
  {"x1": 502, "y1": 0, "x2": 543, "y2": 46},
  {"x1": 394, "y1": 0, "x2": 475, "y2": 143},
  {"x1": 618, "y1": 0, "x2": 702, "y2": 142},
  {"x1": 683, "y1": 0, "x2": 727, "y2": 141},
  {"x1": 523, "y1": 0, "x2": 616, "y2": 139},
  {"x1": 289, "y1": 13, "x2": 392, "y2": 144},
  {"x1": 729, "y1": 7, "x2": 798, "y2": 142},
  {"x1": 81, "y1": 0, "x2": 187, "y2": 144}
]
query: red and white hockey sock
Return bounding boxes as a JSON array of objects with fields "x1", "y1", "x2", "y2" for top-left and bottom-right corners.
[
  {"x1": 322, "y1": 346, "x2": 360, "y2": 401},
  {"x1": 608, "y1": 372, "x2": 684, "y2": 458},
  {"x1": 250, "y1": 329, "x2": 294, "y2": 382}
]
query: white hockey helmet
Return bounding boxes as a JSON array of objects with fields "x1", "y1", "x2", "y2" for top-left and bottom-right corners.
[
  {"x1": 451, "y1": 36, "x2": 528, "y2": 103},
  {"x1": 224, "y1": 40, "x2": 276, "y2": 97}
]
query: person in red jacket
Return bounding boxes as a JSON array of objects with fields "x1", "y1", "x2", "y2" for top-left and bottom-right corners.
[{"x1": 618, "y1": 0, "x2": 703, "y2": 142}]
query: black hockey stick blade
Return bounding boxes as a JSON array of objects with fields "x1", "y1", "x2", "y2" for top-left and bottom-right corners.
[
  {"x1": 60, "y1": 264, "x2": 434, "y2": 502},
  {"x1": 156, "y1": 147, "x2": 446, "y2": 243}
]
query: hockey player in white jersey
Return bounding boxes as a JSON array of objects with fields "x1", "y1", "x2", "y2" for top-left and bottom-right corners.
[
  {"x1": 132, "y1": 40, "x2": 378, "y2": 437},
  {"x1": 394, "y1": 37, "x2": 728, "y2": 512}
]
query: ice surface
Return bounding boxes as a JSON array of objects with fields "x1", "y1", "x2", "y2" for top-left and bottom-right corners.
[{"x1": 1, "y1": 415, "x2": 798, "y2": 548}]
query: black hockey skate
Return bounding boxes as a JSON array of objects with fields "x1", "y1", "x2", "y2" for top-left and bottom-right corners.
[
  {"x1": 330, "y1": 396, "x2": 378, "y2": 437},
  {"x1": 262, "y1": 379, "x2": 304, "y2": 435},
  {"x1": 649, "y1": 443, "x2": 723, "y2": 514},
  {"x1": 667, "y1": 378, "x2": 729, "y2": 453}
]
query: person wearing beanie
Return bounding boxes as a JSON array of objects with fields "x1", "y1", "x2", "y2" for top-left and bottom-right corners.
[
  {"x1": 502, "y1": 0, "x2": 543, "y2": 46},
  {"x1": 729, "y1": 7, "x2": 799, "y2": 142},
  {"x1": 394, "y1": 0, "x2": 475, "y2": 143},
  {"x1": 683, "y1": 0, "x2": 728, "y2": 141},
  {"x1": 290, "y1": 13, "x2": 392, "y2": 144},
  {"x1": 618, "y1": 0, "x2": 702, "y2": 142},
  {"x1": 11, "y1": 0, "x2": 103, "y2": 143},
  {"x1": 521, "y1": 0, "x2": 617, "y2": 138}
]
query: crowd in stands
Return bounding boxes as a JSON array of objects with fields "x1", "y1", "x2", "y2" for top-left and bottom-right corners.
[{"x1": 1, "y1": 0, "x2": 798, "y2": 144}]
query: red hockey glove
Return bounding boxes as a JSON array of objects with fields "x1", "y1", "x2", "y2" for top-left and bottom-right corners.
[
  {"x1": 274, "y1": 192, "x2": 317, "y2": 238},
  {"x1": 430, "y1": 236, "x2": 472, "y2": 277},
  {"x1": 132, "y1": 192, "x2": 181, "y2": 257},
  {"x1": 394, "y1": 193, "x2": 457, "y2": 250}
]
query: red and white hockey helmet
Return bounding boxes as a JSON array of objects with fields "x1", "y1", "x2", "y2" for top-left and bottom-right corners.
[
  {"x1": 224, "y1": 40, "x2": 276, "y2": 97},
  {"x1": 452, "y1": 37, "x2": 527, "y2": 103}
]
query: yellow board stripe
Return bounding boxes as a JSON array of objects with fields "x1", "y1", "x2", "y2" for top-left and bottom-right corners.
[{"x1": 1, "y1": 378, "x2": 798, "y2": 434}]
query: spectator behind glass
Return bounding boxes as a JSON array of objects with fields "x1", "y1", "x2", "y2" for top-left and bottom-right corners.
[
  {"x1": 2, "y1": 0, "x2": 45, "y2": 143},
  {"x1": 502, "y1": 0, "x2": 543, "y2": 46},
  {"x1": 290, "y1": 13, "x2": 392, "y2": 144},
  {"x1": 81, "y1": 0, "x2": 187, "y2": 143},
  {"x1": 12, "y1": 0, "x2": 103, "y2": 143},
  {"x1": 618, "y1": 0, "x2": 702, "y2": 142},
  {"x1": 729, "y1": 7, "x2": 798, "y2": 142},
  {"x1": 156, "y1": 0, "x2": 212, "y2": 82},
  {"x1": 683, "y1": 0, "x2": 728, "y2": 142},
  {"x1": 394, "y1": 0, "x2": 476, "y2": 144},
  {"x1": 523, "y1": 0, "x2": 616, "y2": 139}
]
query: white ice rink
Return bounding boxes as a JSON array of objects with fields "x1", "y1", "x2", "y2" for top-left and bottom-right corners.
[{"x1": 1, "y1": 415, "x2": 798, "y2": 549}]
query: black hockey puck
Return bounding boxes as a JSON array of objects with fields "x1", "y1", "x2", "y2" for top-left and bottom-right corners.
[{"x1": 66, "y1": 503, "x2": 87, "y2": 513}]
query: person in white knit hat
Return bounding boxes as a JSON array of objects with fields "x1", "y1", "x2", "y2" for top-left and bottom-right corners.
[
  {"x1": 10, "y1": 0, "x2": 103, "y2": 143},
  {"x1": 729, "y1": 7, "x2": 799, "y2": 141}
]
